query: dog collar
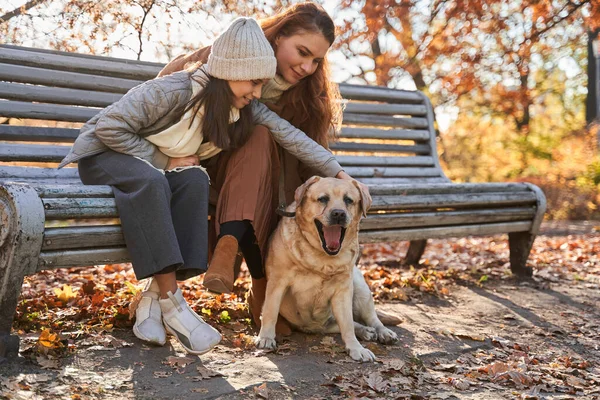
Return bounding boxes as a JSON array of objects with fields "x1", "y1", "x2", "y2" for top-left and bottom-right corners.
[{"x1": 276, "y1": 205, "x2": 296, "y2": 218}]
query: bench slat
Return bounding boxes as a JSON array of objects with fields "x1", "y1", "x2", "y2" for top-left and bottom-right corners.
[
  {"x1": 339, "y1": 84, "x2": 424, "y2": 103},
  {"x1": 337, "y1": 155, "x2": 434, "y2": 166},
  {"x1": 0, "y1": 143, "x2": 70, "y2": 162},
  {"x1": 339, "y1": 128, "x2": 431, "y2": 141},
  {"x1": 370, "y1": 192, "x2": 538, "y2": 211},
  {"x1": 360, "y1": 208, "x2": 536, "y2": 230},
  {"x1": 345, "y1": 167, "x2": 442, "y2": 178},
  {"x1": 0, "y1": 82, "x2": 121, "y2": 107},
  {"x1": 359, "y1": 177, "x2": 451, "y2": 184},
  {"x1": 0, "y1": 166, "x2": 78, "y2": 180},
  {"x1": 330, "y1": 142, "x2": 430, "y2": 154},
  {"x1": 0, "y1": 100, "x2": 97, "y2": 122},
  {"x1": 368, "y1": 182, "x2": 534, "y2": 195},
  {"x1": 0, "y1": 46, "x2": 161, "y2": 80},
  {"x1": 39, "y1": 192, "x2": 537, "y2": 220},
  {"x1": 38, "y1": 247, "x2": 130, "y2": 270},
  {"x1": 343, "y1": 113, "x2": 429, "y2": 129},
  {"x1": 343, "y1": 102, "x2": 428, "y2": 116},
  {"x1": 359, "y1": 221, "x2": 533, "y2": 243},
  {"x1": 0, "y1": 126, "x2": 79, "y2": 142},
  {"x1": 0, "y1": 44, "x2": 163, "y2": 68},
  {"x1": 0, "y1": 63, "x2": 141, "y2": 93},
  {"x1": 43, "y1": 226, "x2": 124, "y2": 251},
  {"x1": 43, "y1": 198, "x2": 118, "y2": 219},
  {"x1": 33, "y1": 184, "x2": 113, "y2": 198}
]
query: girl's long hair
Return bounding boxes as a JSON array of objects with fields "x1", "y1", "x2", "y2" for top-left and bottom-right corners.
[
  {"x1": 259, "y1": 2, "x2": 343, "y2": 147},
  {"x1": 184, "y1": 67, "x2": 254, "y2": 151}
]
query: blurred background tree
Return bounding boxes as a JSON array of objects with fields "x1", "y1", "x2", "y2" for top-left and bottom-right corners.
[{"x1": 1, "y1": 0, "x2": 599, "y2": 220}]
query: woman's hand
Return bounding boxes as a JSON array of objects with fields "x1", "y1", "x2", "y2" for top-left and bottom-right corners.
[
  {"x1": 166, "y1": 155, "x2": 200, "y2": 170},
  {"x1": 336, "y1": 170, "x2": 371, "y2": 198}
]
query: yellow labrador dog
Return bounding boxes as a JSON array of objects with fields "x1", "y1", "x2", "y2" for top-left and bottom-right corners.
[{"x1": 255, "y1": 176, "x2": 399, "y2": 362}]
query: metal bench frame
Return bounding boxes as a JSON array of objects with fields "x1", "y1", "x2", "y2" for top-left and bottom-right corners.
[{"x1": 0, "y1": 45, "x2": 546, "y2": 357}]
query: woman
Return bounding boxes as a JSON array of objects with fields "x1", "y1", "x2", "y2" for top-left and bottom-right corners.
[{"x1": 158, "y1": 2, "x2": 364, "y2": 334}]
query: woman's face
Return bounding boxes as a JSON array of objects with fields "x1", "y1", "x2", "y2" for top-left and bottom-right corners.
[
  {"x1": 228, "y1": 79, "x2": 269, "y2": 109},
  {"x1": 275, "y1": 31, "x2": 331, "y2": 85}
]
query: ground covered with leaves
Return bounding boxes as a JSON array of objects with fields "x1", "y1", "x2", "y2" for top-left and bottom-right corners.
[{"x1": 1, "y1": 221, "x2": 599, "y2": 399}]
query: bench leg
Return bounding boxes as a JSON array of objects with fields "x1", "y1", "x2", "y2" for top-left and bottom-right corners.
[
  {"x1": 405, "y1": 239, "x2": 427, "y2": 266},
  {"x1": 0, "y1": 183, "x2": 45, "y2": 358},
  {"x1": 508, "y1": 232, "x2": 535, "y2": 277}
]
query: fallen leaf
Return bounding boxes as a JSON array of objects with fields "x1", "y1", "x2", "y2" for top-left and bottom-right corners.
[
  {"x1": 91, "y1": 292, "x2": 105, "y2": 307},
  {"x1": 53, "y1": 284, "x2": 77, "y2": 303},
  {"x1": 128, "y1": 292, "x2": 142, "y2": 320},
  {"x1": 36, "y1": 356, "x2": 61, "y2": 369},
  {"x1": 37, "y1": 330, "x2": 61, "y2": 349},
  {"x1": 195, "y1": 366, "x2": 224, "y2": 380},
  {"x1": 81, "y1": 280, "x2": 96, "y2": 295},
  {"x1": 365, "y1": 372, "x2": 389, "y2": 392},
  {"x1": 452, "y1": 378, "x2": 470, "y2": 390},
  {"x1": 153, "y1": 371, "x2": 172, "y2": 378},
  {"x1": 254, "y1": 382, "x2": 269, "y2": 399},
  {"x1": 164, "y1": 356, "x2": 196, "y2": 370},
  {"x1": 321, "y1": 336, "x2": 337, "y2": 346}
]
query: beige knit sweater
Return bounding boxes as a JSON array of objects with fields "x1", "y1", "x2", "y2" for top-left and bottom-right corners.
[{"x1": 145, "y1": 65, "x2": 239, "y2": 160}]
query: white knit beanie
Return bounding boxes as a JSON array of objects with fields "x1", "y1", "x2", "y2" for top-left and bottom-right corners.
[{"x1": 206, "y1": 17, "x2": 276, "y2": 81}]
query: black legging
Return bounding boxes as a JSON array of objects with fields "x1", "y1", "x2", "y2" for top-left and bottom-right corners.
[{"x1": 220, "y1": 220, "x2": 264, "y2": 279}]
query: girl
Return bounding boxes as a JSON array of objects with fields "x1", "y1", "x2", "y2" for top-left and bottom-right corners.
[
  {"x1": 158, "y1": 3, "x2": 366, "y2": 335},
  {"x1": 59, "y1": 17, "x2": 344, "y2": 354}
]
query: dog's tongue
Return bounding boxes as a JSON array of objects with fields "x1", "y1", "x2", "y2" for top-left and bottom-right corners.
[{"x1": 323, "y1": 225, "x2": 342, "y2": 251}]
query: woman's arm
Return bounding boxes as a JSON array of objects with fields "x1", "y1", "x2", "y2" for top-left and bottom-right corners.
[{"x1": 250, "y1": 100, "x2": 343, "y2": 178}]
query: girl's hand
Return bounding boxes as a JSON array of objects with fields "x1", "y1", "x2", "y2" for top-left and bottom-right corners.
[{"x1": 166, "y1": 155, "x2": 200, "y2": 170}]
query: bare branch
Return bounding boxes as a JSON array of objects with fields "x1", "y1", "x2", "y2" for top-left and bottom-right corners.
[{"x1": 0, "y1": 0, "x2": 46, "y2": 23}]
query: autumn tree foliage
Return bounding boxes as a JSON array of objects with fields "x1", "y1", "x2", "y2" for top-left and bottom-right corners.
[
  {"x1": 0, "y1": 0, "x2": 280, "y2": 59},
  {"x1": 334, "y1": 0, "x2": 600, "y2": 218}
]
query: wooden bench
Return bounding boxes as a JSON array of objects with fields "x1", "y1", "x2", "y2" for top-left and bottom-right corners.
[{"x1": 0, "y1": 44, "x2": 546, "y2": 358}]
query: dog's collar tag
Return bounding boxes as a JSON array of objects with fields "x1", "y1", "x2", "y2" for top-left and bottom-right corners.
[{"x1": 276, "y1": 204, "x2": 296, "y2": 218}]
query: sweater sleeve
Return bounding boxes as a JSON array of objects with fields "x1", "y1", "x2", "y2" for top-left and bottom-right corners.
[
  {"x1": 93, "y1": 79, "x2": 180, "y2": 170},
  {"x1": 250, "y1": 100, "x2": 343, "y2": 178}
]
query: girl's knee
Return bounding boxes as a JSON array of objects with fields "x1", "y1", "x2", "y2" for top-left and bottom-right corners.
[{"x1": 170, "y1": 168, "x2": 209, "y2": 198}]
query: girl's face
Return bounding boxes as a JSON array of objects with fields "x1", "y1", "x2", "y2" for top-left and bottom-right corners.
[
  {"x1": 275, "y1": 31, "x2": 331, "y2": 85},
  {"x1": 228, "y1": 79, "x2": 269, "y2": 109}
]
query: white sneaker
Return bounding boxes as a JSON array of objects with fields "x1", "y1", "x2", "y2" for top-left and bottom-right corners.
[
  {"x1": 133, "y1": 278, "x2": 166, "y2": 345},
  {"x1": 159, "y1": 288, "x2": 222, "y2": 355}
]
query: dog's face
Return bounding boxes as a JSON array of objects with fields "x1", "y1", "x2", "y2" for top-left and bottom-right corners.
[{"x1": 294, "y1": 177, "x2": 371, "y2": 256}]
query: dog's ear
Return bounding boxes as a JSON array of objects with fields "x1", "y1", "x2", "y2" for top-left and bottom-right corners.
[
  {"x1": 352, "y1": 180, "x2": 372, "y2": 217},
  {"x1": 294, "y1": 176, "x2": 321, "y2": 205}
]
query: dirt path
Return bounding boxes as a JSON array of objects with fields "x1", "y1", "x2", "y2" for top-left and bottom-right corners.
[{"x1": 1, "y1": 222, "x2": 599, "y2": 399}]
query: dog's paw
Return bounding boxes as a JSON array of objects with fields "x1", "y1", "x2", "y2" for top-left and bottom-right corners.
[
  {"x1": 347, "y1": 346, "x2": 377, "y2": 362},
  {"x1": 255, "y1": 336, "x2": 277, "y2": 350},
  {"x1": 376, "y1": 327, "x2": 398, "y2": 344},
  {"x1": 355, "y1": 325, "x2": 377, "y2": 342}
]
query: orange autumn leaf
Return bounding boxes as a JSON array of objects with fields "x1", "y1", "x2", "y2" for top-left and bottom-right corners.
[
  {"x1": 91, "y1": 292, "x2": 105, "y2": 307},
  {"x1": 38, "y1": 329, "x2": 61, "y2": 349}
]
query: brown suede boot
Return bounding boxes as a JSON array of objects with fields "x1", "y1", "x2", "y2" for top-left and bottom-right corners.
[
  {"x1": 203, "y1": 235, "x2": 239, "y2": 294},
  {"x1": 248, "y1": 277, "x2": 292, "y2": 337}
]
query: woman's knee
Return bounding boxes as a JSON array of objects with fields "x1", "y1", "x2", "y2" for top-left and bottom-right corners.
[{"x1": 247, "y1": 125, "x2": 275, "y2": 151}]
